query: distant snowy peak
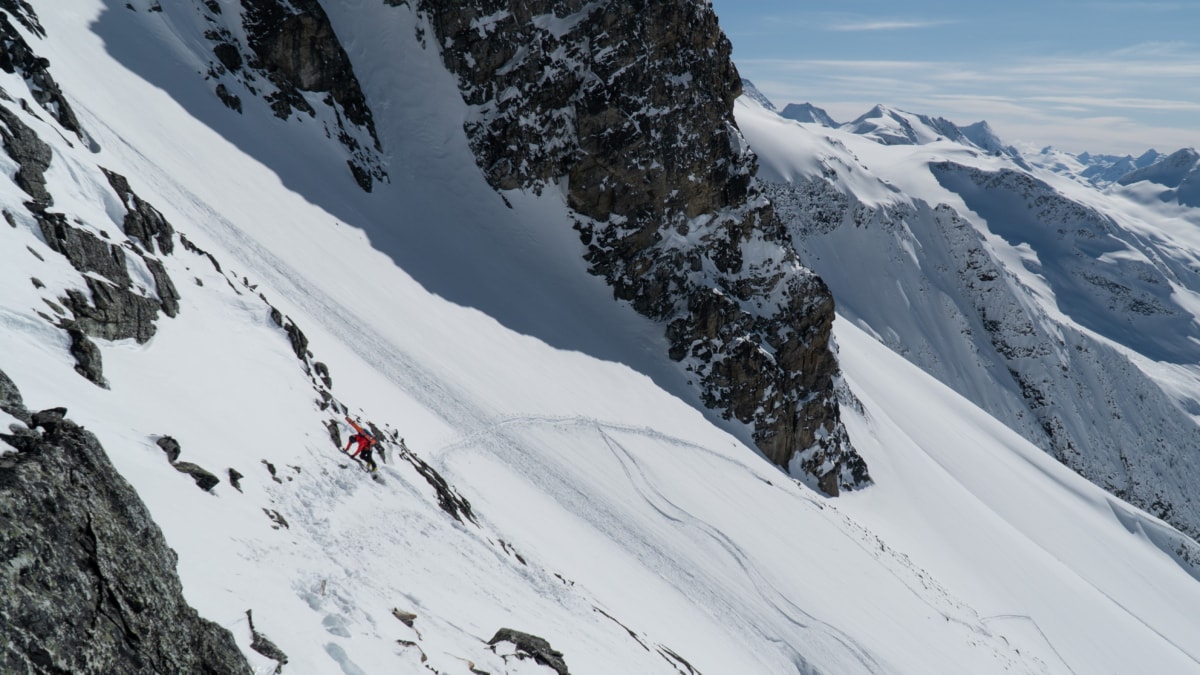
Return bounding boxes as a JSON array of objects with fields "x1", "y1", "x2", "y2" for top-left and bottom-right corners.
[
  {"x1": 779, "y1": 102, "x2": 838, "y2": 127},
  {"x1": 1029, "y1": 147, "x2": 1165, "y2": 188},
  {"x1": 839, "y1": 105, "x2": 1020, "y2": 162},
  {"x1": 1117, "y1": 147, "x2": 1200, "y2": 187},
  {"x1": 1116, "y1": 147, "x2": 1200, "y2": 206},
  {"x1": 959, "y1": 121, "x2": 1005, "y2": 154},
  {"x1": 842, "y1": 104, "x2": 963, "y2": 146},
  {"x1": 739, "y1": 78, "x2": 776, "y2": 111}
]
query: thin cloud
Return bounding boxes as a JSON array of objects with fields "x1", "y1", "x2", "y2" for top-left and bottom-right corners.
[
  {"x1": 828, "y1": 19, "x2": 956, "y2": 32},
  {"x1": 1031, "y1": 95, "x2": 1200, "y2": 112},
  {"x1": 1094, "y1": 2, "x2": 1190, "y2": 10},
  {"x1": 1112, "y1": 41, "x2": 1192, "y2": 57},
  {"x1": 739, "y1": 58, "x2": 938, "y2": 72},
  {"x1": 1004, "y1": 58, "x2": 1200, "y2": 79}
]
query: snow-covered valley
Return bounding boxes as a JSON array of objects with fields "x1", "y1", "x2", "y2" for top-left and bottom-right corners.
[{"x1": 2, "y1": 2, "x2": 1200, "y2": 674}]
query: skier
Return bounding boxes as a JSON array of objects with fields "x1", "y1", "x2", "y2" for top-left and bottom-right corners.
[
  {"x1": 345, "y1": 430, "x2": 378, "y2": 472},
  {"x1": 344, "y1": 416, "x2": 379, "y2": 472}
]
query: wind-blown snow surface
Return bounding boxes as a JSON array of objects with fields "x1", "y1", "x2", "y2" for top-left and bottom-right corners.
[{"x1": 2, "y1": 2, "x2": 1199, "y2": 673}]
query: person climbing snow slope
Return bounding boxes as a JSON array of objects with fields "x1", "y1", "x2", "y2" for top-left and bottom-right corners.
[{"x1": 344, "y1": 417, "x2": 378, "y2": 472}]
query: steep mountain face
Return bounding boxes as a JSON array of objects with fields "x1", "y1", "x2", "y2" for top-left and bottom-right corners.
[
  {"x1": 0, "y1": 372, "x2": 251, "y2": 675},
  {"x1": 409, "y1": 0, "x2": 868, "y2": 492},
  {"x1": 738, "y1": 99, "x2": 1200, "y2": 539},
  {"x1": 0, "y1": 2, "x2": 84, "y2": 144},
  {"x1": 126, "y1": 0, "x2": 387, "y2": 191},
  {"x1": 4, "y1": 2, "x2": 1200, "y2": 673},
  {"x1": 739, "y1": 77, "x2": 777, "y2": 112}
]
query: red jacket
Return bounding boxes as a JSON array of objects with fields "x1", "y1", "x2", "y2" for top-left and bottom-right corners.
[{"x1": 346, "y1": 433, "x2": 374, "y2": 456}]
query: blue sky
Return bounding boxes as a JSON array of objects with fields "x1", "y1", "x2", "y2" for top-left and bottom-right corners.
[{"x1": 710, "y1": 1, "x2": 1200, "y2": 155}]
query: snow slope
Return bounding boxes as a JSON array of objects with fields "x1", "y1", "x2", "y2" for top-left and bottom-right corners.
[
  {"x1": 1, "y1": 2, "x2": 1198, "y2": 673},
  {"x1": 737, "y1": 96, "x2": 1200, "y2": 542}
]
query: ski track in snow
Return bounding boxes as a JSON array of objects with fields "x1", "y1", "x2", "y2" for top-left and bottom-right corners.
[
  {"x1": 436, "y1": 413, "x2": 1030, "y2": 673},
  {"x1": 981, "y1": 615, "x2": 1076, "y2": 675},
  {"x1": 594, "y1": 426, "x2": 885, "y2": 675}
]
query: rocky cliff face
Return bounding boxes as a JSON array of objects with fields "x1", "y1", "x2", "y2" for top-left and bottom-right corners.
[
  {"x1": 0, "y1": 370, "x2": 252, "y2": 675},
  {"x1": 0, "y1": 10, "x2": 179, "y2": 387},
  {"x1": 407, "y1": 0, "x2": 868, "y2": 493},
  {"x1": 136, "y1": 0, "x2": 388, "y2": 191},
  {"x1": 0, "y1": 3, "x2": 85, "y2": 143}
]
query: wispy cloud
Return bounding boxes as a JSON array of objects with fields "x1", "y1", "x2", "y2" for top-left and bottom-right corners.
[
  {"x1": 1112, "y1": 41, "x2": 1192, "y2": 57},
  {"x1": 736, "y1": 46, "x2": 1200, "y2": 154},
  {"x1": 1094, "y1": 2, "x2": 1190, "y2": 11},
  {"x1": 827, "y1": 19, "x2": 956, "y2": 32},
  {"x1": 1030, "y1": 95, "x2": 1200, "y2": 112},
  {"x1": 739, "y1": 58, "x2": 940, "y2": 72}
]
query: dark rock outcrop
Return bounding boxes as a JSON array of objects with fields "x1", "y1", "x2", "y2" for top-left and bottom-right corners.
[
  {"x1": 414, "y1": 0, "x2": 868, "y2": 491},
  {"x1": 313, "y1": 361, "x2": 332, "y2": 389},
  {"x1": 488, "y1": 628, "x2": 570, "y2": 675},
  {"x1": 282, "y1": 318, "x2": 309, "y2": 361},
  {"x1": 61, "y1": 277, "x2": 162, "y2": 344},
  {"x1": 0, "y1": 375, "x2": 252, "y2": 674},
  {"x1": 199, "y1": 0, "x2": 386, "y2": 191},
  {"x1": 101, "y1": 168, "x2": 176, "y2": 256},
  {"x1": 30, "y1": 185, "x2": 178, "y2": 346},
  {"x1": 67, "y1": 326, "x2": 106, "y2": 387},
  {"x1": 174, "y1": 461, "x2": 221, "y2": 491},
  {"x1": 37, "y1": 212, "x2": 130, "y2": 285},
  {"x1": 0, "y1": 6, "x2": 84, "y2": 140},
  {"x1": 397, "y1": 438, "x2": 476, "y2": 524},
  {"x1": 0, "y1": 0, "x2": 45, "y2": 37},
  {"x1": 9, "y1": 142, "x2": 186, "y2": 380},
  {"x1": 144, "y1": 256, "x2": 181, "y2": 318},
  {"x1": 154, "y1": 436, "x2": 220, "y2": 491},
  {"x1": 0, "y1": 103, "x2": 52, "y2": 208},
  {"x1": 245, "y1": 609, "x2": 289, "y2": 672},
  {"x1": 0, "y1": 368, "x2": 30, "y2": 423},
  {"x1": 156, "y1": 435, "x2": 182, "y2": 463}
]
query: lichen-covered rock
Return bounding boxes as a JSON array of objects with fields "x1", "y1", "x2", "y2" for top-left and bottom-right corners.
[
  {"x1": 414, "y1": 0, "x2": 868, "y2": 492},
  {"x1": 0, "y1": 376, "x2": 252, "y2": 674}
]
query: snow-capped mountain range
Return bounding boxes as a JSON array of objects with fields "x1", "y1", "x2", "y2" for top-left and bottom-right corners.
[
  {"x1": 2, "y1": 2, "x2": 1200, "y2": 674},
  {"x1": 743, "y1": 89, "x2": 1200, "y2": 539}
]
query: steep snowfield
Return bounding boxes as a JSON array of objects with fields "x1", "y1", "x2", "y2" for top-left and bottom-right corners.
[
  {"x1": 2, "y1": 2, "x2": 1199, "y2": 673},
  {"x1": 737, "y1": 97, "x2": 1200, "y2": 542}
]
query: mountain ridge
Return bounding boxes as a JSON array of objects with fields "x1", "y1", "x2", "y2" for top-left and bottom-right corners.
[{"x1": 736, "y1": 94, "x2": 1200, "y2": 540}]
